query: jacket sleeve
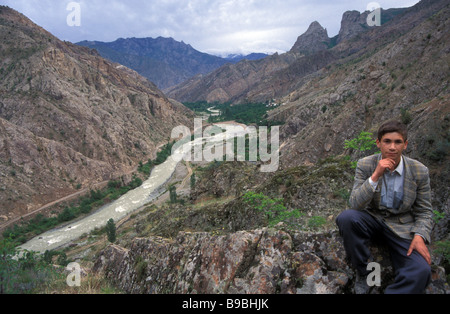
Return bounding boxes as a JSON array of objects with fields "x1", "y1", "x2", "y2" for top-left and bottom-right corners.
[
  {"x1": 349, "y1": 158, "x2": 377, "y2": 211},
  {"x1": 410, "y1": 166, "x2": 434, "y2": 244}
]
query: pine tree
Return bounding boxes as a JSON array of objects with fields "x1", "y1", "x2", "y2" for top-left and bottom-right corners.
[{"x1": 106, "y1": 218, "x2": 116, "y2": 243}]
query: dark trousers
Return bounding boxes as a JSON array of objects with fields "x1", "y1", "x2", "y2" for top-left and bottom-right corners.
[{"x1": 336, "y1": 209, "x2": 431, "y2": 294}]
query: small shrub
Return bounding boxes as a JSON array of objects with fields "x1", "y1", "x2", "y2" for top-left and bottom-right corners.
[{"x1": 242, "y1": 191, "x2": 304, "y2": 229}]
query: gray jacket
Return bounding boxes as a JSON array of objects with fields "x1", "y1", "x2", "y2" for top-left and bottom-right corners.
[{"x1": 349, "y1": 154, "x2": 434, "y2": 243}]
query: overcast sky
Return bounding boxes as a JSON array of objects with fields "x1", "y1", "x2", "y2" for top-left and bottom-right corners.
[{"x1": 1, "y1": 0, "x2": 420, "y2": 56}]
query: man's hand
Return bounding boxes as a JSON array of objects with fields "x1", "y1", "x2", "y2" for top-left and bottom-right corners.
[
  {"x1": 407, "y1": 235, "x2": 431, "y2": 265},
  {"x1": 371, "y1": 158, "x2": 396, "y2": 182}
]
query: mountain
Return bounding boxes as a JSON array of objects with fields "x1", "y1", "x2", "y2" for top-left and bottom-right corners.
[
  {"x1": 267, "y1": 0, "x2": 449, "y2": 213},
  {"x1": 224, "y1": 53, "x2": 269, "y2": 63},
  {"x1": 0, "y1": 6, "x2": 193, "y2": 222},
  {"x1": 77, "y1": 37, "x2": 268, "y2": 90},
  {"x1": 290, "y1": 21, "x2": 332, "y2": 55},
  {"x1": 165, "y1": 6, "x2": 420, "y2": 104}
]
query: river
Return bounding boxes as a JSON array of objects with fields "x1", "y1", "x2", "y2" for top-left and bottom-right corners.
[{"x1": 18, "y1": 123, "x2": 250, "y2": 254}]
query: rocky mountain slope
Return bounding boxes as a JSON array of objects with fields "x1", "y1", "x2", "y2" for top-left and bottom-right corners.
[
  {"x1": 0, "y1": 6, "x2": 193, "y2": 222},
  {"x1": 77, "y1": 37, "x2": 268, "y2": 90},
  {"x1": 91, "y1": 158, "x2": 448, "y2": 294},
  {"x1": 166, "y1": 1, "x2": 446, "y2": 105},
  {"x1": 268, "y1": 0, "x2": 449, "y2": 249}
]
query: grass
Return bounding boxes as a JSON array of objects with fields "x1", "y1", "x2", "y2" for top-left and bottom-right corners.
[{"x1": 33, "y1": 271, "x2": 122, "y2": 294}]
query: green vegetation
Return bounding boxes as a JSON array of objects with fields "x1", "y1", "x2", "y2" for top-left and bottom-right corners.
[
  {"x1": 0, "y1": 238, "x2": 61, "y2": 294},
  {"x1": 433, "y1": 210, "x2": 446, "y2": 224},
  {"x1": 242, "y1": 191, "x2": 329, "y2": 231},
  {"x1": 138, "y1": 141, "x2": 176, "y2": 175},
  {"x1": 190, "y1": 172, "x2": 196, "y2": 190},
  {"x1": 307, "y1": 216, "x2": 328, "y2": 230},
  {"x1": 242, "y1": 191, "x2": 304, "y2": 229},
  {"x1": 434, "y1": 240, "x2": 450, "y2": 284},
  {"x1": 344, "y1": 131, "x2": 378, "y2": 168},
  {"x1": 400, "y1": 108, "x2": 412, "y2": 125},
  {"x1": 106, "y1": 219, "x2": 116, "y2": 243},
  {"x1": 183, "y1": 101, "x2": 283, "y2": 126},
  {"x1": 0, "y1": 236, "x2": 120, "y2": 294},
  {"x1": 2, "y1": 176, "x2": 143, "y2": 246},
  {"x1": 169, "y1": 185, "x2": 178, "y2": 204}
]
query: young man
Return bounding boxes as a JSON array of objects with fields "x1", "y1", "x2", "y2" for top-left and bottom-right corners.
[{"x1": 336, "y1": 120, "x2": 433, "y2": 294}]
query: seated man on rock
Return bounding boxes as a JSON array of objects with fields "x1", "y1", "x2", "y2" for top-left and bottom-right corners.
[{"x1": 336, "y1": 120, "x2": 433, "y2": 294}]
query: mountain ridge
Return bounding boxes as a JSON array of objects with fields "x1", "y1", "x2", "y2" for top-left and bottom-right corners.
[
  {"x1": 77, "y1": 37, "x2": 268, "y2": 90},
  {"x1": 165, "y1": 4, "x2": 433, "y2": 104}
]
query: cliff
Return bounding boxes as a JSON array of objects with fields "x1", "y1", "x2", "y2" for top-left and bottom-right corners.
[{"x1": 290, "y1": 21, "x2": 331, "y2": 55}]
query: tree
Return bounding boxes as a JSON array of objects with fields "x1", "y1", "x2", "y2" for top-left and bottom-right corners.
[
  {"x1": 106, "y1": 218, "x2": 116, "y2": 243},
  {"x1": 190, "y1": 173, "x2": 196, "y2": 190},
  {"x1": 169, "y1": 185, "x2": 177, "y2": 203},
  {"x1": 344, "y1": 131, "x2": 378, "y2": 168}
]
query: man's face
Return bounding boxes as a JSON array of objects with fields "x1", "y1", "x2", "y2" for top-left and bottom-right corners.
[{"x1": 377, "y1": 132, "x2": 408, "y2": 164}]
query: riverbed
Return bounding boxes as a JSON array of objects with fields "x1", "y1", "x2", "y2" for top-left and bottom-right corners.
[{"x1": 18, "y1": 122, "x2": 250, "y2": 254}]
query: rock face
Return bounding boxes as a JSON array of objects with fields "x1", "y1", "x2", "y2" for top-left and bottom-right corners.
[
  {"x1": 290, "y1": 21, "x2": 331, "y2": 55},
  {"x1": 93, "y1": 228, "x2": 449, "y2": 294},
  {"x1": 0, "y1": 6, "x2": 193, "y2": 220},
  {"x1": 337, "y1": 10, "x2": 370, "y2": 44}
]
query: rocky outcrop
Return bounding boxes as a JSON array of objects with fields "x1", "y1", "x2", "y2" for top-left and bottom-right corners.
[
  {"x1": 337, "y1": 10, "x2": 370, "y2": 44},
  {"x1": 93, "y1": 228, "x2": 449, "y2": 294},
  {"x1": 290, "y1": 21, "x2": 331, "y2": 55}
]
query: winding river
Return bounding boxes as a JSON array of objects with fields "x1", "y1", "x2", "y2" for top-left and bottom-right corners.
[{"x1": 18, "y1": 123, "x2": 249, "y2": 254}]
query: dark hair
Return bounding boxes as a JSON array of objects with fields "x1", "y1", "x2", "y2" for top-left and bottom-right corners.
[{"x1": 377, "y1": 120, "x2": 408, "y2": 141}]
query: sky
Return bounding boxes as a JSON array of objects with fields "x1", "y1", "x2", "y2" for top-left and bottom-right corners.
[{"x1": 0, "y1": 0, "x2": 420, "y2": 56}]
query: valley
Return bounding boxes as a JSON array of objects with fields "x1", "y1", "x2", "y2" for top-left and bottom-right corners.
[{"x1": 0, "y1": 0, "x2": 449, "y2": 295}]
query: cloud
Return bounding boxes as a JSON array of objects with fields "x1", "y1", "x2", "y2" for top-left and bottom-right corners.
[{"x1": 1, "y1": 0, "x2": 420, "y2": 55}]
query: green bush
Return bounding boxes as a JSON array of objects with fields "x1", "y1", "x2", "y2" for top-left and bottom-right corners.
[
  {"x1": 344, "y1": 131, "x2": 378, "y2": 168},
  {"x1": 242, "y1": 191, "x2": 304, "y2": 229},
  {"x1": 0, "y1": 238, "x2": 60, "y2": 294}
]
